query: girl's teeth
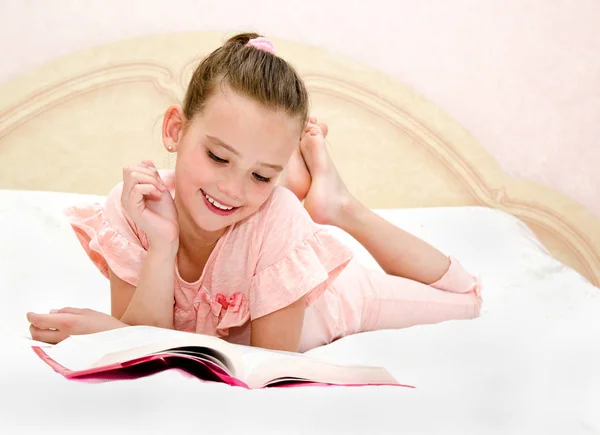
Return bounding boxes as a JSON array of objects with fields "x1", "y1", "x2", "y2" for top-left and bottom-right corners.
[{"x1": 205, "y1": 193, "x2": 233, "y2": 210}]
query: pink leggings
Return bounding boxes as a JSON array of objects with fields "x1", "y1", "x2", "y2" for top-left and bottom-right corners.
[{"x1": 299, "y1": 258, "x2": 482, "y2": 352}]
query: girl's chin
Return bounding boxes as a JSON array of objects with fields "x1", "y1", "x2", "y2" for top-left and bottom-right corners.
[{"x1": 193, "y1": 212, "x2": 238, "y2": 233}]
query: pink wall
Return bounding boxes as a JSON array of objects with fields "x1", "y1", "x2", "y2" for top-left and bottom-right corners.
[{"x1": 1, "y1": 0, "x2": 598, "y2": 217}]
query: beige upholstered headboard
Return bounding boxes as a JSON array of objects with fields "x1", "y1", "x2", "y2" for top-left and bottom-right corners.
[{"x1": 1, "y1": 31, "x2": 599, "y2": 286}]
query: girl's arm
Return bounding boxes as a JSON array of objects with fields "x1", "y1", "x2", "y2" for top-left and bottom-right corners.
[
  {"x1": 111, "y1": 244, "x2": 177, "y2": 329},
  {"x1": 250, "y1": 296, "x2": 306, "y2": 352},
  {"x1": 27, "y1": 246, "x2": 177, "y2": 344}
]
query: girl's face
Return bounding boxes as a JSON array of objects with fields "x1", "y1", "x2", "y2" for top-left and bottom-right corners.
[{"x1": 166, "y1": 88, "x2": 301, "y2": 234}]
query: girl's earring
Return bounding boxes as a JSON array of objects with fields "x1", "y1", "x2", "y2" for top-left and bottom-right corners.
[{"x1": 167, "y1": 145, "x2": 174, "y2": 152}]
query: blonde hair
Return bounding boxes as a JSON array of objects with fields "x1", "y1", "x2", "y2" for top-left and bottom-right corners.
[{"x1": 183, "y1": 32, "x2": 309, "y2": 130}]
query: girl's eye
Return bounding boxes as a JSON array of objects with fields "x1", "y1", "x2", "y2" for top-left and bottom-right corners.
[
  {"x1": 207, "y1": 149, "x2": 270, "y2": 183},
  {"x1": 208, "y1": 151, "x2": 228, "y2": 164},
  {"x1": 253, "y1": 173, "x2": 271, "y2": 183}
]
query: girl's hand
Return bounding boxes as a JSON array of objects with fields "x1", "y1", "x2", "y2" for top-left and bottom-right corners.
[
  {"x1": 121, "y1": 160, "x2": 179, "y2": 248},
  {"x1": 27, "y1": 308, "x2": 127, "y2": 344}
]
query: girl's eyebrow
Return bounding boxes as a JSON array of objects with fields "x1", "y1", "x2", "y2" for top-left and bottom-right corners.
[{"x1": 207, "y1": 135, "x2": 284, "y2": 171}]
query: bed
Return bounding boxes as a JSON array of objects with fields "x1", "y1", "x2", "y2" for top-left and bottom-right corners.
[{"x1": 1, "y1": 31, "x2": 599, "y2": 434}]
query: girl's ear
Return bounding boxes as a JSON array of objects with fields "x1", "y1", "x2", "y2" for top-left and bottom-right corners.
[{"x1": 162, "y1": 105, "x2": 186, "y2": 152}]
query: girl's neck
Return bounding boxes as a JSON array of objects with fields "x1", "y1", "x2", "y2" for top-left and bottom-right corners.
[
  {"x1": 177, "y1": 213, "x2": 225, "y2": 257},
  {"x1": 175, "y1": 209, "x2": 226, "y2": 283}
]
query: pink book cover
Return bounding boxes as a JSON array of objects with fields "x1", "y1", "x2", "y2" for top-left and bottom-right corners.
[{"x1": 32, "y1": 346, "x2": 414, "y2": 389}]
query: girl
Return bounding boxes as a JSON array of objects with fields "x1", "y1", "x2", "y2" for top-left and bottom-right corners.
[{"x1": 27, "y1": 33, "x2": 481, "y2": 353}]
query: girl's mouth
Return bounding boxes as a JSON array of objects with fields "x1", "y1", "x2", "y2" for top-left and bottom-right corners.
[{"x1": 201, "y1": 190, "x2": 240, "y2": 216}]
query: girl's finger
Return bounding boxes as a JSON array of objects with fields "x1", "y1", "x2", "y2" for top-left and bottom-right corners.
[
  {"x1": 140, "y1": 161, "x2": 167, "y2": 185},
  {"x1": 136, "y1": 167, "x2": 167, "y2": 189},
  {"x1": 56, "y1": 307, "x2": 86, "y2": 315},
  {"x1": 122, "y1": 166, "x2": 160, "y2": 193},
  {"x1": 29, "y1": 325, "x2": 68, "y2": 345},
  {"x1": 154, "y1": 170, "x2": 166, "y2": 185},
  {"x1": 27, "y1": 312, "x2": 58, "y2": 329},
  {"x1": 27, "y1": 312, "x2": 66, "y2": 330},
  {"x1": 27, "y1": 312, "x2": 80, "y2": 330},
  {"x1": 131, "y1": 184, "x2": 162, "y2": 201},
  {"x1": 123, "y1": 165, "x2": 156, "y2": 180},
  {"x1": 141, "y1": 160, "x2": 157, "y2": 169},
  {"x1": 130, "y1": 164, "x2": 157, "y2": 175},
  {"x1": 128, "y1": 172, "x2": 166, "y2": 192}
]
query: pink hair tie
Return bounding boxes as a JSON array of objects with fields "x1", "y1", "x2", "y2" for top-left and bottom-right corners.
[{"x1": 246, "y1": 37, "x2": 276, "y2": 55}]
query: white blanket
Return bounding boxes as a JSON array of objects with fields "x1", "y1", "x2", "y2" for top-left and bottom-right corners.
[{"x1": 1, "y1": 190, "x2": 599, "y2": 435}]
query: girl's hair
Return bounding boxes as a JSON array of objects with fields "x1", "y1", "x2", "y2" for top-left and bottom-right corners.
[{"x1": 183, "y1": 32, "x2": 309, "y2": 129}]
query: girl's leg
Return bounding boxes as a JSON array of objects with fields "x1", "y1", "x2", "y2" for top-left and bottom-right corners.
[
  {"x1": 339, "y1": 262, "x2": 481, "y2": 336},
  {"x1": 299, "y1": 260, "x2": 481, "y2": 351},
  {"x1": 281, "y1": 120, "x2": 452, "y2": 285},
  {"x1": 363, "y1": 273, "x2": 481, "y2": 332}
]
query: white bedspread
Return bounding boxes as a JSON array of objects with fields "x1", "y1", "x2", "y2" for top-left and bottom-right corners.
[{"x1": 1, "y1": 190, "x2": 598, "y2": 435}]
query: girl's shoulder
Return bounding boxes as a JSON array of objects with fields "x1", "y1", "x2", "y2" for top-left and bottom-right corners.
[
  {"x1": 223, "y1": 185, "x2": 313, "y2": 252},
  {"x1": 219, "y1": 186, "x2": 314, "y2": 256},
  {"x1": 226, "y1": 186, "x2": 317, "y2": 248},
  {"x1": 252, "y1": 185, "x2": 308, "y2": 223},
  {"x1": 225, "y1": 186, "x2": 323, "y2": 265}
]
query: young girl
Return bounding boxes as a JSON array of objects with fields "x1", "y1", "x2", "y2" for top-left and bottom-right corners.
[{"x1": 27, "y1": 33, "x2": 482, "y2": 353}]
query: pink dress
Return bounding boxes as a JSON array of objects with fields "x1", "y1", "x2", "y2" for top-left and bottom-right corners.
[{"x1": 66, "y1": 170, "x2": 482, "y2": 352}]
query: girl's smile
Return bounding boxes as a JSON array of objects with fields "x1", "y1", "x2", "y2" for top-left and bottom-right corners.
[{"x1": 201, "y1": 189, "x2": 241, "y2": 216}]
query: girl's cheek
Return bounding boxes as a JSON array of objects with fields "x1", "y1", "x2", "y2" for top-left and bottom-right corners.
[
  {"x1": 184, "y1": 145, "x2": 213, "y2": 174},
  {"x1": 179, "y1": 167, "x2": 204, "y2": 187}
]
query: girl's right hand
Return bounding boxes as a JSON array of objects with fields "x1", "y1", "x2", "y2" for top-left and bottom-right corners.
[{"x1": 121, "y1": 160, "x2": 179, "y2": 249}]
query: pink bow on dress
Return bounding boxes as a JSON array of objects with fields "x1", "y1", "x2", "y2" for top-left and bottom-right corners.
[{"x1": 215, "y1": 292, "x2": 244, "y2": 313}]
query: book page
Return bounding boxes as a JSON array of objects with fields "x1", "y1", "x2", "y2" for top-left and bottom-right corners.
[
  {"x1": 238, "y1": 346, "x2": 399, "y2": 388},
  {"x1": 42, "y1": 326, "x2": 182, "y2": 370},
  {"x1": 236, "y1": 345, "x2": 300, "y2": 378},
  {"x1": 42, "y1": 326, "x2": 241, "y2": 373},
  {"x1": 160, "y1": 348, "x2": 232, "y2": 375},
  {"x1": 40, "y1": 326, "x2": 399, "y2": 388}
]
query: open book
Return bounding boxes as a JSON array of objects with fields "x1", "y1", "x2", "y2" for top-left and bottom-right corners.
[{"x1": 32, "y1": 326, "x2": 413, "y2": 389}]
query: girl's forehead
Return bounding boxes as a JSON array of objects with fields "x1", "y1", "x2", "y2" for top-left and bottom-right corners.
[
  {"x1": 198, "y1": 88, "x2": 303, "y2": 135},
  {"x1": 187, "y1": 92, "x2": 298, "y2": 162}
]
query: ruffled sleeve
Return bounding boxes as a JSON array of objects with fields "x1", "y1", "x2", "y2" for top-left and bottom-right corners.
[
  {"x1": 249, "y1": 187, "x2": 353, "y2": 320},
  {"x1": 64, "y1": 182, "x2": 149, "y2": 287}
]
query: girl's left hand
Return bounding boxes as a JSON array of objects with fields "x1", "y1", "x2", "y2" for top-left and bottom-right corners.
[{"x1": 27, "y1": 307, "x2": 127, "y2": 344}]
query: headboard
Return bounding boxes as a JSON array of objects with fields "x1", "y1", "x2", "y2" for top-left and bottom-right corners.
[{"x1": 1, "y1": 31, "x2": 598, "y2": 286}]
